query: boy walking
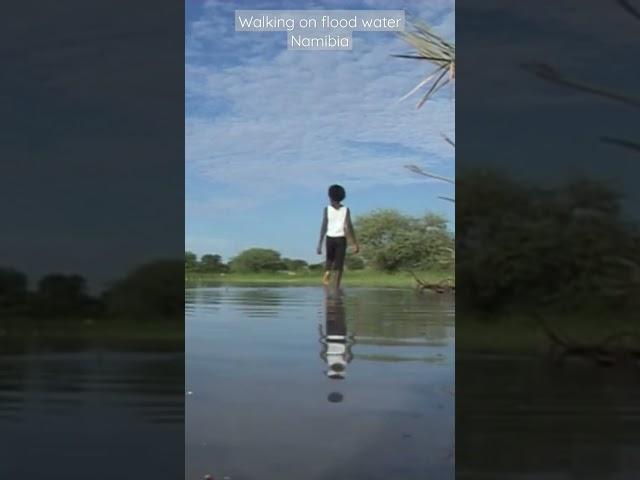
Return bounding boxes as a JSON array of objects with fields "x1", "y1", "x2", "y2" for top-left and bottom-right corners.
[{"x1": 317, "y1": 184, "x2": 360, "y2": 288}]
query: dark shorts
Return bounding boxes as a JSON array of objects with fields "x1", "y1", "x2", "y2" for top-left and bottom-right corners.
[{"x1": 325, "y1": 236, "x2": 347, "y2": 271}]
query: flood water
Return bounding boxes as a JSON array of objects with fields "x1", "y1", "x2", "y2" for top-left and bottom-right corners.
[
  {"x1": 186, "y1": 286, "x2": 455, "y2": 480},
  {"x1": 0, "y1": 341, "x2": 183, "y2": 478},
  {"x1": 457, "y1": 354, "x2": 640, "y2": 479}
]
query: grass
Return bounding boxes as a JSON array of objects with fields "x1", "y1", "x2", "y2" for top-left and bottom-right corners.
[
  {"x1": 0, "y1": 317, "x2": 184, "y2": 351},
  {"x1": 457, "y1": 311, "x2": 640, "y2": 355},
  {"x1": 185, "y1": 269, "x2": 454, "y2": 289}
]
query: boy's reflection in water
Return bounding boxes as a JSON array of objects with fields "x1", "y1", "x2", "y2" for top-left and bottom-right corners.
[{"x1": 320, "y1": 288, "x2": 354, "y2": 383}]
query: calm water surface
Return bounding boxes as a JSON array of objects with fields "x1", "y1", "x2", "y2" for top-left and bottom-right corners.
[
  {"x1": 0, "y1": 340, "x2": 183, "y2": 478},
  {"x1": 457, "y1": 354, "x2": 640, "y2": 479},
  {"x1": 186, "y1": 286, "x2": 455, "y2": 480}
]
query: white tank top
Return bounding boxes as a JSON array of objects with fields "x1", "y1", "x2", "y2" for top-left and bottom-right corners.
[{"x1": 326, "y1": 205, "x2": 348, "y2": 237}]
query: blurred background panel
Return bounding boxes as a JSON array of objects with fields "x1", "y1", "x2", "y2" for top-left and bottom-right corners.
[
  {"x1": 0, "y1": 1, "x2": 184, "y2": 479},
  {"x1": 456, "y1": 0, "x2": 640, "y2": 478}
]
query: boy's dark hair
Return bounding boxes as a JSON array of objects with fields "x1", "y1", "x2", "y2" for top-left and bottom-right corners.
[{"x1": 328, "y1": 184, "x2": 346, "y2": 202}]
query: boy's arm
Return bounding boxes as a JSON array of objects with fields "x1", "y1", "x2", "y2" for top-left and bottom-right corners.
[
  {"x1": 317, "y1": 207, "x2": 328, "y2": 254},
  {"x1": 346, "y1": 209, "x2": 360, "y2": 254}
]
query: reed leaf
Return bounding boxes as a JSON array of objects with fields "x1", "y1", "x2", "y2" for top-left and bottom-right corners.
[
  {"x1": 394, "y1": 20, "x2": 455, "y2": 109},
  {"x1": 405, "y1": 165, "x2": 455, "y2": 184}
]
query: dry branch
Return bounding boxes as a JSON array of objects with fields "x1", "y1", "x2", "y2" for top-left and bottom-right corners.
[{"x1": 535, "y1": 314, "x2": 640, "y2": 367}]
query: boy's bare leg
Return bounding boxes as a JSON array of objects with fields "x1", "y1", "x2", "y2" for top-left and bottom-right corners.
[{"x1": 322, "y1": 270, "x2": 331, "y2": 285}]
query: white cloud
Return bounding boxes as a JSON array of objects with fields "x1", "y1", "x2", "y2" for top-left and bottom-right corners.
[
  {"x1": 186, "y1": 1, "x2": 455, "y2": 206},
  {"x1": 187, "y1": 197, "x2": 261, "y2": 216}
]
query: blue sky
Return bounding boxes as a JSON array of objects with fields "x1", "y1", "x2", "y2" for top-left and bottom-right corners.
[
  {"x1": 185, "y1": 0, "x2": 455, "y2": 263},
  {"x1": 456, "y1": 0, "x2": 640, "y2": 219}
]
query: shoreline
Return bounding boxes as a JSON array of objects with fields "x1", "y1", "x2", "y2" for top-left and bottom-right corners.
[
  {"x1": 185, "y1": 269, "x2": 454, "y2": 289},
  {"x1": 0, "y1": 318, "x2": 184, "y2": 352}
]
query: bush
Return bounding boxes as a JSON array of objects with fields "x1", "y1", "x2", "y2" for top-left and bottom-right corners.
[
  {"x1": 185, "y1": 251, "x2": 197, "y2": 270},
  {"x1": 282, "y1": 258, "x2": 309, "y2": 271},
  {"x1": 197, "y1": 254, "x2": 228, "y2": 273},
  {"x1": 457, "y1": 170, "x2": 640, "y2": 311},
  {"x1": 355, "y1": 209, "x2": 454, "y2": 272},
  {"x1": 34, "y1": 274, "x2": 99, "y2": 317},
  {"x1": 0, "y1": 267, "x2": 28, "y2": 309},
  {"x1": 345, "y1": 255, "x2": 365, "y2": 270},
  {"x1": 309, "y1": 262, "x2": 325, "y2": 272},
  {"x1": 229, "y1": 248, "x2": 284, "y2": 273},
  {"x1": 105, "y1": 259, "x2": 183, "y2": 320}
]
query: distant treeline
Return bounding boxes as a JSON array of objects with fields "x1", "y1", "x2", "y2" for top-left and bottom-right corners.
[
  {"x1": 186, "y1": 210, "x2": 454, "y2": 274},
  {"x1": 185, "y1": 250, "x2": 364, "y2": 273},
  {"x1": 184, "y1": 248, "x2": 338, "y2": 273},
  {"x1": 0, "y1": 260, "x2": 182, "y2": 320}
]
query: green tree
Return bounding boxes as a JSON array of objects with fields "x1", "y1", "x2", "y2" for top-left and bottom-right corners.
[
  {"x1": 105, "y1": 259, "x2": 183, "y2": 320},
  {"x1": 35, "y1": 274, "x2": 94, "y2": 316},
  {"x1": 0, "y1": 267, "x2": 28, "y2": 308},
  {"x1": 355, "y1": 209, "x2": 453, "y2": 272},
  {"x1": 198, "y1": 254, "x2": 228, "y2": 273},
  {"x1": 345, "y1": 255, "x2": 365, "y2": 270},
  {"x1": 282, "y1": 258, "x2": 309, "y2": 271},
  {"x1": 185, "y1": 251, "x2": 198, "y2": 270},
  {"x1": 309, "y1": 262, "x2": 325, "y2": 272},
  {"x1": 457, "y1": 171, "x2": 640, "y2": 311},
  {"x1": 229, "y1": 248, "x2": 285, "y2": 273}
]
